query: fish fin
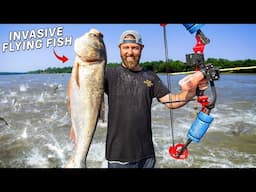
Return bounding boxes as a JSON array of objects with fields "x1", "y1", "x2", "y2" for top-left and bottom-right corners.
[
  {"x1": 0, "y1": 117, "x2": 8, "y2": 125},
  {"x1": 71, "y1": 60, "x2": 80, "y2": 88},
  {"x1": 75, "y1": 62, "x2": 80, "y2": 88}
]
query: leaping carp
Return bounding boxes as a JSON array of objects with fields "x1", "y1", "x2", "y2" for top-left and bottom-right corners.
[{"x1": 65, "y1": 28, "x2": 107, "y2": 168}]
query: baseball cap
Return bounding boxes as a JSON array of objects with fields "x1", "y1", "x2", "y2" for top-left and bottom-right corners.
[{"x1": 119, "y1": 30, "x2": 143, "y2": 45}]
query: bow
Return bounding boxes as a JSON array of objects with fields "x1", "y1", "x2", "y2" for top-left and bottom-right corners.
[
  {"x1": 160, "y1": 24, "x2": 220, "y2": 160},
  {"x1": 175, "y1": 28, "x2": 220, "y2": 159}
]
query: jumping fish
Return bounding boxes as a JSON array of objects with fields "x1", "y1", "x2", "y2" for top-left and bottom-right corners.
[
  {"x1": 65, "y1": 28, "x2": 106, "y2": 168},
  {"x1": 0, "y1": 117, "x2": 8, "y2": 127}
]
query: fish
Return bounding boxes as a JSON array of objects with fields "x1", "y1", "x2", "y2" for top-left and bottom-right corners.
[
  {"x1": 0, "y1": 117, "x2": 8, "y2": 127},
  {"x1": 65, "y1": 28, "x2": 107, "y2": 168}
]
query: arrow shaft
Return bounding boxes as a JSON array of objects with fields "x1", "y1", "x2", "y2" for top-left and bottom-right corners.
[{"x1": 53, "y1": 49, "x2": 63, "y2": 61}]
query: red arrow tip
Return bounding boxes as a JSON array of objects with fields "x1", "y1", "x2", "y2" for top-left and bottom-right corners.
[
  {"x1": 62, "y1": 55, "x2": 68, "y2": 63},
  {"x1": 53, "y1": 49, "x2": 68, "y2": 63}
]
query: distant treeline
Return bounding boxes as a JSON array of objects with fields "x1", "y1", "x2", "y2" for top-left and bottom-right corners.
[{"x1": 28, "y1": 58, "x2": 256, "y2": 74}]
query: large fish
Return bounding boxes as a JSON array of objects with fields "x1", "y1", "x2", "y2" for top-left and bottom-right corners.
[{"x1": 65, "y1": 28, "x2": 106, "y2": 168}]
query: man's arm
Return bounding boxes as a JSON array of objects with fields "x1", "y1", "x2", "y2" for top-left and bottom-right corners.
[
  {"x1": 159, "y1": 72, "x2": 208, "y2": 109},
  {"x1": 159, "y1": 89, "x2": 196, "y2": 109}
]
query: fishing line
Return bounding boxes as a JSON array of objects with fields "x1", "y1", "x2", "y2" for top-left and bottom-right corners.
[{"x1": 161, "y1": 24, "x2": 175, "y2": 147}]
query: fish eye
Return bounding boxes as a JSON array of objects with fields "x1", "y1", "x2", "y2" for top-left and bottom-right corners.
[{"x1": 89, "y1": 33, "x2": 97, "y2": 37}]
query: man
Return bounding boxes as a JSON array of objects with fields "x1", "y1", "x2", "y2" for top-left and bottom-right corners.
[{"x1": 103, "y1": 30, "x2": 208, "y2": 168}]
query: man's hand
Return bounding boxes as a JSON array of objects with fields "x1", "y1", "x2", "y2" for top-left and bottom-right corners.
[
  {"x1": 179, "y1": 71, "x2": 205, "y2": 91},
  {"x1": 198, "y1": 79, "x2": 208, "y2": 91}
]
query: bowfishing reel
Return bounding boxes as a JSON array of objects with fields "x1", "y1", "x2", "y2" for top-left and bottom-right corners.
[{"x1": 168, "y1": 24, "x2": 220, "y2": 160}]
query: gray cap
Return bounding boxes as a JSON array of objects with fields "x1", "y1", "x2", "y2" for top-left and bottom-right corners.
[{"x1": 119, "y1": 30, "x2": 143, "y2": 45}]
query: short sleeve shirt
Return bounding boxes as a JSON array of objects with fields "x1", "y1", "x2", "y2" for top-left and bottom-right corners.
[{"x1": 104, "y1": 65, "x2": 170, "y2": 162}]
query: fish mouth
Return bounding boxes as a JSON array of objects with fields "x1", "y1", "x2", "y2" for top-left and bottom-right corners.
[
  {"x1": 78, "y1": 56, "x2": 104, "y2": 64},
  {"x1": 85, "y1": 58, "x2": 103, "y2": 63}
]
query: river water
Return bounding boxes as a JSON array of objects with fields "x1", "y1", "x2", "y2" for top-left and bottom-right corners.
[{"x1": 0, "y1": 73, "x2": 255, "y2": 168}]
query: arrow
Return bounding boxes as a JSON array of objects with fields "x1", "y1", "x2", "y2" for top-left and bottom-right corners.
[
  {"x1": 53, "y1": 49, "x2": 68, "y2": 63},
  {"x1": 168, "y1": 66, "x2": 256, "y2": 75}
]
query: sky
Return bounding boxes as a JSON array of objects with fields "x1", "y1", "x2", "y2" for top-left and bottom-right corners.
[{"x1": 0, "y1": 24, "x2": 256, "y2": 72}]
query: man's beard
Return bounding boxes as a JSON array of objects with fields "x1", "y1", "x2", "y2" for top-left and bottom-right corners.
[{"x1": 121, "y1": 55, "x2": 141, "y2": 70}]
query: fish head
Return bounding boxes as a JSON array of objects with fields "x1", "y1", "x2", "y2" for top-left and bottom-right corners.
[{"x1": 74, "y1": 28, "x2": 106, "y2": 65}]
